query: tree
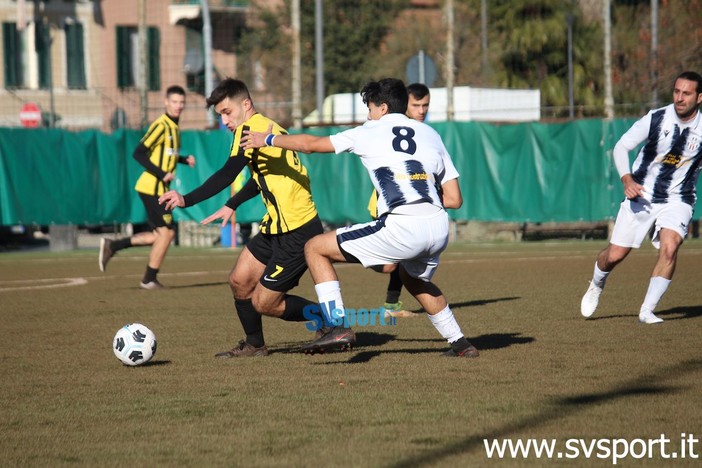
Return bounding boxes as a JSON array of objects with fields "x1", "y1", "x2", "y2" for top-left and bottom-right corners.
[
  {"x1": 236, "y1": 2, "x2": 294, "y2": 125},
  {"x1": 298, "y1": 0, "x2": 406, "y2": 107},
  {"x1": 611, "y1": 0, "x2": 702, "y2": 115},
  {"x1": 491, "y1": 0, "x2": 604, "y2": 117}
]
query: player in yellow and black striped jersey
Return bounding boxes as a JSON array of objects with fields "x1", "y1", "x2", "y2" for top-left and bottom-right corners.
[
  {"x1": 226, "y1": 112, "x2": 318, "y2": 235},
  {"x1": 98, "y1": 85, "x2": 196, "y2": 290},
  {"x1": 159, "y1": 78, "x2": 323, "y2": 358},
  {"x1": 134, "y1": 112, "x2": 183, "y2": 197}
]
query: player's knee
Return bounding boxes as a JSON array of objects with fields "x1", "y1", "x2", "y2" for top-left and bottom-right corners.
[
  {"x1": 156, "y1": 226, "x2": 175, "y2": 240},
  {"x1": 659, "y1": 244, "x2": 680, "y2": 263},
  {"x1": 602, "y1": 246, "x2": 628, "y2": 267},
  {"x1": 304, "y1": 236, "x2": 320, "y2": 259},
  {"x1": 228, "y1": 272, "x2": 248, "y2": 296}
]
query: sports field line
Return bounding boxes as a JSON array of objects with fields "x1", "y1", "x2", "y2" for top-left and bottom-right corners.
[
  {"x1": 0, "y1": 270, "x2": 229, "y2": 292},
  {"x1": 0, "y1": 277, "x2": 88, "y2": 292}
]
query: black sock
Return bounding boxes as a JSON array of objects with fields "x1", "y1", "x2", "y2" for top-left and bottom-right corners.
[
  {"x1": 235, "y1": 299, "x2": 264, "y2": 348},
  {"x1": 385, "y1": 270, "x2": 403, "y2": 304},
  {"x1": 142, "y1": 266, "x2": 158, "y2": 283},
  {"x1": 450, "y1": 336, "x2": 471, "y2": 353},
  {"x1": 111, "y1": 237, "x2": 132, "y2": 252},
  {"x1": 280, "y1": 295, "x2": 318, "y2": 322}
]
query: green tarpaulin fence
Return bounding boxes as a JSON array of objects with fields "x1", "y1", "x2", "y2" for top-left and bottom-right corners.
[{"x1": 3, "y1": 118, "x2": 696, "y2": 228}]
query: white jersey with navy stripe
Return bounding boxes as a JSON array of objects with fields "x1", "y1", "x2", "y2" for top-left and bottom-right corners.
[
  {"x1": 615, "y1": 104, "x2": 702, "y2": 206},
  {"x1": 329, "y1": 113, "x2": 459, "y2": 217}
]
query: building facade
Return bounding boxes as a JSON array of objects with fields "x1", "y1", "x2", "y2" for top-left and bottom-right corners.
[{"x1": 0, "y1": 0, "x2": 251, "y2": 131}]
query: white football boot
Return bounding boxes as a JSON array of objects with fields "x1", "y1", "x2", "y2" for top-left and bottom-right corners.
[
  {"x1": 638, "y1": 308, "x2": 663, "y2": 324},
  {"x1": 580, "y1": 281, "x2": 602, "y2": 318}
]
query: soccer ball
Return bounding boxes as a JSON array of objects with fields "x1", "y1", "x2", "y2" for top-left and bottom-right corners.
[{"x1": 113, "y1": 323, "x2": 157, "y2": 366}]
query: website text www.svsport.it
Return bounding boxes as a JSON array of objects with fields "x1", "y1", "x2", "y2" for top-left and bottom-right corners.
[{"x1": 483, "y1": 434, "x2": 699, "y2": 464}]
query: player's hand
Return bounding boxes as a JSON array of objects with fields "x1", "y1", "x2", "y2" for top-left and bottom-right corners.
[
  {"x1": 185, "y1": 155, "x2": 196, "y2": 167},
  {"x1": 159, "y1": 190, "x2": 185, "y2": 211},
  {"x1": 241, "y1": 123, "x2": 274, "y2": 150},
  {"x1": 621, "y1": 174, "x2": 645, "y2": 200},
  {"x1": 163, "y1": 172, "x2": 175, "y2": 183},
  {"x1": 201, "y1": 206, "x2": 234, "y2": 228}
]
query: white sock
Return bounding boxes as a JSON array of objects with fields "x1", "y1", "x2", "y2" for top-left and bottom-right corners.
[
  {"x1": 641, "y1": 276, "x2": 671, "y2": 312},
  {"x1": 592, "y1": 262, "x2": 610, "y2": 288},
  {"x1": 427, "y1": 305, "x2": 464, "y2": 343},
  {"x1": 314, "y1": 281, "x2": 345, "y2": 324}
]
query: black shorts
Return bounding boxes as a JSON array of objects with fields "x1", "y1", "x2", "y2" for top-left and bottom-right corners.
[
  {"x1": 247, "y1": 216, "x2": 324, "y2": 292},
  {"x1": 138, "y1": 193, "x2": 174, "y2": 230}
]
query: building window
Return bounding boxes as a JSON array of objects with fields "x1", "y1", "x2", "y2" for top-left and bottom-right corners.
[
  {"x1": 116, "y1": 25, "x2": 160, "y2": 91},
  {"x1": 147, "y1": 27, "x2": 160, "y2": 91},
  {"x1": 2, "y1": 22, "x2": 24, "y2": 88},
  {"x1": 184, "y1": 25, "x2": 204, "y2": 94},
  {"x1": 65, "y1": 22, "x2": 86, "y2": 89},
  {"x1": 35, "y1": 21, "x2": 51, "y2": 89}
]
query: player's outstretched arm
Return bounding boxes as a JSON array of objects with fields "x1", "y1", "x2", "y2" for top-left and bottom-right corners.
[
  {"x1": 159, "y1": 190, "x2": 185, "y2": 211},
  {"x1": 242, "y1": 128, "x2": 334, "y2": 154}
]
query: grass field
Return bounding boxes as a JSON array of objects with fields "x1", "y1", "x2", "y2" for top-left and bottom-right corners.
[{"x1": 1, "y1": 240, "x2": 701, "y2": 467}]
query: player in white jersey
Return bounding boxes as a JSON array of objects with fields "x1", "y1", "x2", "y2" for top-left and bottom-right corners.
[
  {"x1": 242, "y1": 78, "x2": 478, "y2": 357},
  {"x1": 581, "y1": 71, "x2": 702, "y2": 324},
  {"x1": 368, "y1": 83, "x2": 433, "y2": 317}
]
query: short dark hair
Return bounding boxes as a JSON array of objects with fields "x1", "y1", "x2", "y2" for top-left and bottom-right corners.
[
  {"x1": 166, "y1": 85, "x2": 186, "y2": 97},
  {"x1": 676, "y1": 71, "x2": 702, "y2": 94},
  {"x1": 360, "y1": 78, "x2": 408, "y2": 114},
  {"x1": 206, "y1": 78, "x2": 251, "y2": 108},
  {"x1": 407, "y1": 83, "x2": 430, "y2": 100}
]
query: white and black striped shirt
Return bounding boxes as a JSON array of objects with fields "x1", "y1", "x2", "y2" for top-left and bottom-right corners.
[{"x1": 614, "y1": 104, "x2": 702, "y2": 205}]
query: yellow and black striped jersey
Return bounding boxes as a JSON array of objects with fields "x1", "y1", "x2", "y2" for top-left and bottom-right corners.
[
  {"x1": 135, "y1": 114, "x2": 181, "y2": 196},
  {"x1": 231, "y1": 113, "x2": 317, "y2": 234}
]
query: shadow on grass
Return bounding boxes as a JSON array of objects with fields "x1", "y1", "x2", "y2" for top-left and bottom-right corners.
[
  {"x1": 387, "y1": 359, "x2": 702, "y2": 468},
  {"x1": 452, "y1": 297, "x2": 521, "y2": 310},
  {"x1": 269, "y1": 332, "x2": 397, "y2": 356},
  {"x1": 123, "y1": 360, "x2": 171, "y2": 367},
  {"x1": 657, "y1": 305, "x2": 702, "y2": 321},
  {"x1": 309, "y1": 348, "x2": 453, "y2": 365},
  {"x1": 470, "y1": 333, "x2": 535, "y2": 350},
  {"x1": 394, "y1": 332, "x2": 534, "y2": 351},
  {"x1": 299, "y1": 332, "x2": 534, "y2": 364},
  {"x1": 588, "y1": 304, "x2": 702, "y2": 322},
  {"x1": 407, "y1": 297, "x2": 521, "y2": 314},
  {"x1": 587, "y1": 313, "x2": 635, "y2": 321}
]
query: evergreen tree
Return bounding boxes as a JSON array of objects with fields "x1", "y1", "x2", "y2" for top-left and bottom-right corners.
[{"x1": 492, "y1": 0, "x2": 603, "y2": 117}]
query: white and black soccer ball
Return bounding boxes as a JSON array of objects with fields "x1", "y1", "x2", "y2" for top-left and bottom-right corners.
[{"x1": 113, "y1": 323, "x2": 157, "y2": 366}]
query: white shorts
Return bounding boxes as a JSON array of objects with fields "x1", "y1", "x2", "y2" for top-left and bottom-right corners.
[
  {"x1": 336, "y1": 207, "x2": 449, "y2": 282},
  {"x1": 610, "y1": 198, "x2": 693, "y2": 249}
]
